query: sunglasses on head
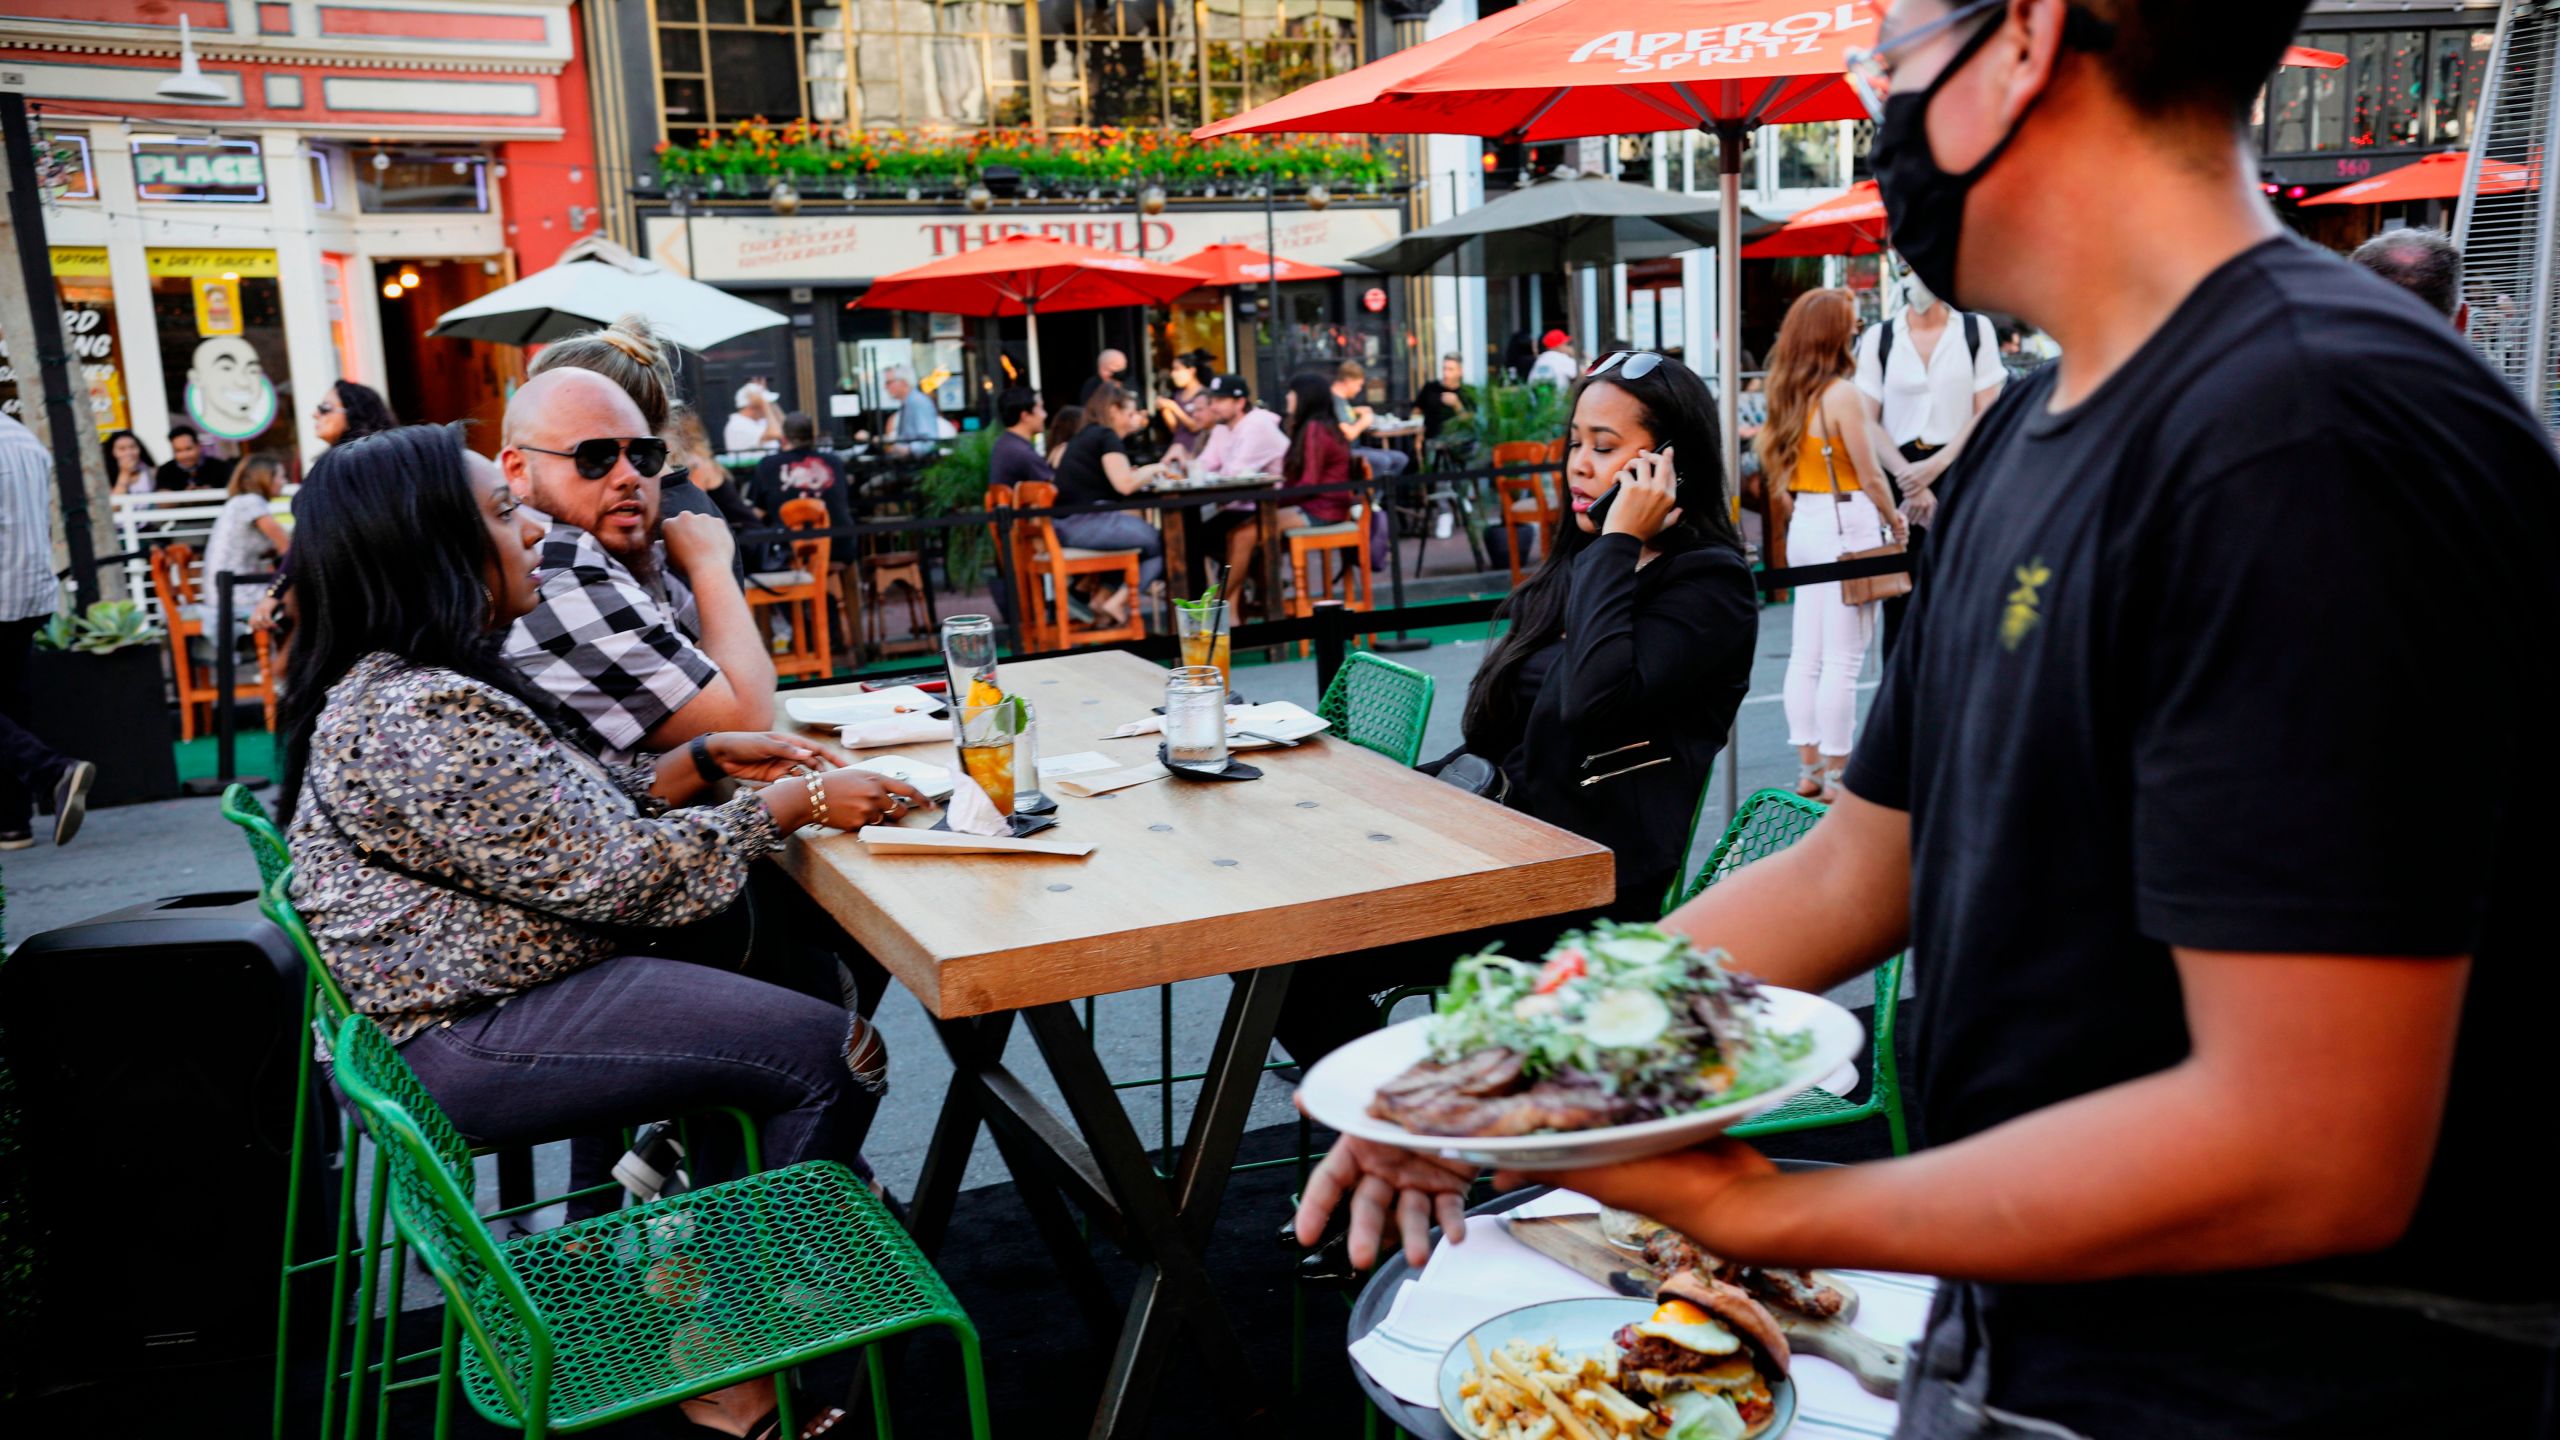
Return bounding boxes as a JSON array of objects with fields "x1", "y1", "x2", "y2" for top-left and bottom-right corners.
[
  {"x1": 518, "y1": 437, "x2": 670, "y2": 480},
  {"x1": 1585, "y1": 351, "x2": 1667, "y2": 381}
]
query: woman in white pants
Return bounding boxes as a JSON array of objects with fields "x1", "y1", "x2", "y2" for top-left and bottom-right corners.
[{"x1": 1759, "y1": 289, "x2": 1906, "y2": 801}]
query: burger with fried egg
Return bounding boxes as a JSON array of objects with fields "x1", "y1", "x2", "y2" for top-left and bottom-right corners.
[{"x1": 1611, "y1": 1272, "x2": 1790, "y2": 1439}]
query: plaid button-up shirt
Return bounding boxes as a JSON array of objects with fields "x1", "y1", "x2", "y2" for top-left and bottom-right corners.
[{"x1": 503, "y1": 523, "x2": 716, "y2": 762}]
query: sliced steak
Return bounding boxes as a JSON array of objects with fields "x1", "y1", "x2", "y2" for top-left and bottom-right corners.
[{"x1": 1367, "y1": 1058, "x2": 1629, "y2": 1137}]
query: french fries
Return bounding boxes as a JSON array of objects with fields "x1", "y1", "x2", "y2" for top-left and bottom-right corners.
[{"x1": 1457, "y1": 1337, "x2": 1663, "y2": 1439}]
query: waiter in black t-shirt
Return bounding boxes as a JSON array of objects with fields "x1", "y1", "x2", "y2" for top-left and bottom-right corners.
[{"x1": 1289, "y1": 3, "x2": 2560, "y2": 1435}]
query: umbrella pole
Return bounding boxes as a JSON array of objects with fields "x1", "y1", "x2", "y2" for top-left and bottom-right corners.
[
  {"x1": 1026, "y1": 302, "x2": 1043, "y2": 393},
  {"x1": 1716, "y1": 120, "x2": 1746, "y2": 829}
]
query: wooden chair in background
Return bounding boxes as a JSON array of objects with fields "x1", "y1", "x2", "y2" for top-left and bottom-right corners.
[
  {"x1": 149, "y1": 543, "x2": 277, "y2": 742},
  {"x1": 1490, "y1": 440, "x2": 1562, "y2": 587},
  {"x1": 983, "y1": 483, "x2": 1043, "y2": 645},
  {"x1": 749, "y1": 499, "x2": 833, "y2": 680},
  {"x1": 1016, "y1": 481, "x2": 1146, "y2": 650},
  {"x1": 1285, "y1": 459, "x2": 1375, "y2": 655}
]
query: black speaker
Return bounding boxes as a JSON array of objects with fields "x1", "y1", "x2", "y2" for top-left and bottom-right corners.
[{"x1": 0, "y1": 890, "x2": 323, "y2": 1381}]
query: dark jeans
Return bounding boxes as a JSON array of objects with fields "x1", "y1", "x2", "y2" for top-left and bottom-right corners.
[
  {"x1": 400, "y1": 952, "x2": 888, "y2": 1203},
  {"x1": 0, "y1": 615, "x2": 69, "y2": 833}
]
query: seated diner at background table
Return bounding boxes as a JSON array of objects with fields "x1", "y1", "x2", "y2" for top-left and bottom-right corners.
[
  {"x1": 1153, "y1": 348, "x2": 1217, "y2": 461},
  {"x1": 1051, "y1": 381, "x2": 1168, "y2": 627},
  {"x1": 1044, "y1": 404, "x2": 1086, "y2": 469},
  {"x1": 1289, "y1": 0, "x2": 2560, "y2": 1430},
  {"x1": 1273, "y1": 352, "x2": 1754, "y2": 1064},
  {"x1": 1217, "y1": 370, "x2": 1359, "y2": 595},
  {"x1": 278, "y1": 423, "x2": 931, "y2": 1440}
]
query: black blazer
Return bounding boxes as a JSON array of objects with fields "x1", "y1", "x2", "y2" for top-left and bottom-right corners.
[{"x1": 1505, "y1": 533, "x2": 1756, "y2": 913}]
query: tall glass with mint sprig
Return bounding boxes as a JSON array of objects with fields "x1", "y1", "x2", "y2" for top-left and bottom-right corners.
[{"x1": 1173, "y1": 576, "x2": 1231, "y2": 696}]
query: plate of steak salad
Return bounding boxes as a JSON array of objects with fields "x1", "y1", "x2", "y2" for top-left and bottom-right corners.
[{"x1": 1298, "y1": 923, "x2": 1862, "y2": 1168}]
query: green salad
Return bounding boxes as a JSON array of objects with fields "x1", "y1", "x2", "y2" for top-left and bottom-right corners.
[{"x1": 1424, "y1": 922, "x2": 1815, "y2": 1123}]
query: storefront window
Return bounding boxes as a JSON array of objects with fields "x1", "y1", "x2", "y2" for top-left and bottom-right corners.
[
  {"x1": 1773, "y1": 123, "x2": 1842, "y2": 192},
  {"x1": 0, "y1": 249, "x2": 129, "y2": 435},
  {"x1": 354, "y1": 150, "x2": 492, "y2": 213},
  {"x1": 146, "y1": 249, "x2": 300, "y2": 460},
  {"x1": 657, "y1": 0, "x2": 1359, "y2": 140},
  {"x1": 2265, "y1": 25, "x2": 2488, "y2": 158}
]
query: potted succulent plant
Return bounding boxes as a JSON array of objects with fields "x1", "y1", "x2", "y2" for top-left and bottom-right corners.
[{"x1": 24, "y1": 600, "x2": 179, "y2": 807}]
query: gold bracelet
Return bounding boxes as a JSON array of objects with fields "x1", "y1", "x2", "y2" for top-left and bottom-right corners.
[{"x1": 801, "y1": 770, "x2": 829, "y2": 830}]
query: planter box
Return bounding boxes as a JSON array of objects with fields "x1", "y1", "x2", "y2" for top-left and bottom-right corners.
[{"x1": 20, "y1": 646, "x2": 180, "y2": 808}]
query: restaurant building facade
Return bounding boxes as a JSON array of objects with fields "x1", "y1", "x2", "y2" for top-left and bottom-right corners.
[
  {"x1": 588, "y1": 0, "x2": 1434, "y2": 425},
  {"x1": 0, "y1": 0, "x2": 608, "y2": 465}
]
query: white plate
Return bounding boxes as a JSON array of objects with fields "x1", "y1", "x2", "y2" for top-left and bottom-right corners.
[
  {"x1": 1299, "y1": 987, "x2": 1864, "y2": 1169},
  {"x1": 1438, "y1": 1296, "x2": 1795, "y2": 1440},
  {"x1": 784, "y1": 686, "x2": 941, "y2": 729}
]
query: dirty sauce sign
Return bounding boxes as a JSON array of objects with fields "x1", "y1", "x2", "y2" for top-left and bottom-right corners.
[{"x1": 1568, "y1": 4, "x2": 1875, "y2": 73}]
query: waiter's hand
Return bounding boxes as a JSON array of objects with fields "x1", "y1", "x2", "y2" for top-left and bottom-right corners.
[
  {"x1": 1496, "y1": 1139, "x2": 1780, "y2": 1247},
  {"x1": 1294, "y1": 1110, "x2": 1478, "y2": 1269}
]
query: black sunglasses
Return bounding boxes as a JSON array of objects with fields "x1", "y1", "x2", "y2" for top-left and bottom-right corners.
[
  {"x1": 518, "y1": 437, "x2": 670, "y2": 480},
  {"x1": 1585, "y1": 351, "x2": 1667, "y2": 381}
]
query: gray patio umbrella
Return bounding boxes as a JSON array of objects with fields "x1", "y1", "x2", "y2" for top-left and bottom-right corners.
[{"x1": 1346, "y1": 173, "x2": 1784, "y2": 343}]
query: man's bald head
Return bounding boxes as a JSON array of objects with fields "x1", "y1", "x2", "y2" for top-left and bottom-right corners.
[
  {"x1": 499, "y1": 366, "x2": 663, "y2": 565},
  {"x1": 503, "y1": 366, "x2": 650, "y2": 451}
]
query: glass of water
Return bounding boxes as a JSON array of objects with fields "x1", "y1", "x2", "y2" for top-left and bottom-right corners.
[
  {"x1": 941, "y1": 614, "x2": 998, "y2": 701},
  {"x1": 1163, "y1": 665, "x2": 1229, "y2": 774}
]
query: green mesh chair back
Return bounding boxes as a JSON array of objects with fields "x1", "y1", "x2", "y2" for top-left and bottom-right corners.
[
  {"x1": 1317, "y1": 652, "x2": 1436, "y2": 768},
  {"x1": 1674, "y1": 789, "x2": 1910, "y2": 1155},
  {"x1": 221, "y1": 782, "x2": 292, "y2": 890},
  {"x1": 261, "y1": 864, "x2": 355, "y2": 1026}
]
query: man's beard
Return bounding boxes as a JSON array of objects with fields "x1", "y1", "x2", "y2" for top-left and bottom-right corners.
[{"x1": 529, "y1": 476, "x2": 659, "y2": 580}]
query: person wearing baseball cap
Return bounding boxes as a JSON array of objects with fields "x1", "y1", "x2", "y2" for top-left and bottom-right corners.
[
  {"x1": 1528, "y1": 329, "x2": 1579, "y2": 388},
  {"x1": 722, "y1": 379, "x2": 783, "y2": 453},
  {"x1": 1190, "y1": 374, "x2": 1293, "y2": 609}
]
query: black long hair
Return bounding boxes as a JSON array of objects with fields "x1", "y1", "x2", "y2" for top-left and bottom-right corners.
[
  {"x1": 328, "y1": 380, "x2": 400, "y2": 442},
  {"x1": 275, "y1": 423, "x2": 549, "y2": 820},
  {"x1": 1281, "y1": 370, "x2": 1342, "y2": 484},
  {"x1": 101, "y1": 428, "x2": 153, "y2": 477},
  {"x1": 1460, "y1": 355, "x2": 1742, "y2": 754}
]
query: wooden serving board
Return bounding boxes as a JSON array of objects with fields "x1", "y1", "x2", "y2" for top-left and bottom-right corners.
[{"x1": 1503, "y1": 1213, "x2": 1906, "y2": 1399}]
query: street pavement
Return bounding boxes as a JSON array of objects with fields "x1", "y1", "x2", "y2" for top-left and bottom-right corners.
[{"x1": 2, "y1": 600, "x2": 1875, "y2": 1207}]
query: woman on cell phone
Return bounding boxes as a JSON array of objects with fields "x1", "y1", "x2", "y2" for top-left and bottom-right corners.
[{"x1": 1274, "y1": 351, "x2": 1757, "y2": 1064}]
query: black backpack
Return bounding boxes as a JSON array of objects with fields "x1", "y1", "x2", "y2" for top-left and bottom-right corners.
[{"x1": 1878, "y1": 310, "x2": 1993, "y2": 373}]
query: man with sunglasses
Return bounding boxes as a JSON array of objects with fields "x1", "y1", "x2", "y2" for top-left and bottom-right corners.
[
  {"x1": 1295, "y1": 2, "x2": 2560, "y2": 1434},
  {"x1": 501, "y1": 368, "x2": 775, "y2": 762}
]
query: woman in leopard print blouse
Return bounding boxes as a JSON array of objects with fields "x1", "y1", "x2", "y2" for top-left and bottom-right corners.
[{"x1": 278, "y1": 425, "x2": 923, "y2": 1440}]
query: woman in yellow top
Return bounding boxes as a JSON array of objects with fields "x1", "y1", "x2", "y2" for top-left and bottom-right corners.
[{"x1": 1758, "y1": 289, "x2": 1905, "y2": 802}]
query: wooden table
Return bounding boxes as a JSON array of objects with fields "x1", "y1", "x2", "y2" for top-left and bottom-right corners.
[{"x1": 776, "y1": 651, "x2": 1612, "y2": 1438}]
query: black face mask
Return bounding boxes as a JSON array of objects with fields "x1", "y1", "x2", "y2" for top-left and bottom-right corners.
[{"x1": 1870, "y1": 13, "x2": 2031, "y2": 308}]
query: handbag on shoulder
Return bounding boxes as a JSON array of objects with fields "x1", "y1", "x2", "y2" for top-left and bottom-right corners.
[{"x1": 1816, "y1": 414, "x2": 1912, "y2": 607}]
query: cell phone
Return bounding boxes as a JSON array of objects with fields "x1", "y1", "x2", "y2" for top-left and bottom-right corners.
[{"x1": 1584, "y1": 479, "x2": 1623, "y2": 529}]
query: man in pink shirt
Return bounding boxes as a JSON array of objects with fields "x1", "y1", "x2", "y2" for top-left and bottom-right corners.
[
  {"x1": 1190, "y1": 373, "x2": 1286, "y2": 477},
  {"x1": 1189, "y1": 374, "x2": 1293, "y2": 609}
]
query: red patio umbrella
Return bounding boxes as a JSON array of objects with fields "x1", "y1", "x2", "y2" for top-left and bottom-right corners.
[
  {"x1": 2281, "y1": 45, "x2": 2345, "y2": 69},
  {"x1": 1197, "y1": 0, "x2": 1881, "y2": 530},
  {"x1": 854, "y1": 235, "x2": 1211, "y2": 388},
  {"x1": 1743, "y1": 178, "x2": 1888, "y2": 258},
  {"x1": 1166, "y1": 243, "x2": 1344, "y2": 286},
  {"x1": 2301, "y1": 150, "x2": 2539, "y2": 207}
]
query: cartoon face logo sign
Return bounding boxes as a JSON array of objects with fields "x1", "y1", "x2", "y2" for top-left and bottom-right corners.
[{"x1": 185, "y1": 334, "x2": 277, "y2": 441}]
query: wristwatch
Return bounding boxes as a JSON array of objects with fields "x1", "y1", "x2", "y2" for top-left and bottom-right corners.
[{"x1": 688, "y1": 734, "x2": 724, "y2": 785}]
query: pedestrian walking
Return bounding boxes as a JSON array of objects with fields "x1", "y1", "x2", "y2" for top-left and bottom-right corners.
[
  {"x1": 1765, "y1": 288, "x2": 1904, "y2": 801},
  {"x1": 0, "y1": 412, "x2": 97, "y2": 849}
]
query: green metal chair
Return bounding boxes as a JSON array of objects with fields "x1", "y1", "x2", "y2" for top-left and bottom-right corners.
[
  {"x1": 223, "y1": 782, "x2": 293, "y2": 890},
  {"x1": 1670, "y1": 789, "x2": 1911, "y2": 1156},
  {"x1": 1317, "y1": 652, "x2": 1437, "y2": 768},
  {"x1": 330, "y1": 1013, "x2": 991, "y2": 1440}
]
